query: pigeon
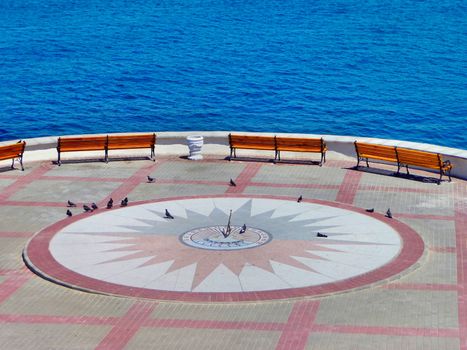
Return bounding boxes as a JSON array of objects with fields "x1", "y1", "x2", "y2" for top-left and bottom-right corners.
[
  {"x1": 385, "y1": 208, "x2": 393, "y2": 219},
  {"x1": 83, "y1": 204, "x2": 92, "y2": 212},
  {"x1": 147, "y1": 175, "x2": 155, "y2": 183},
  {"x1": 239, "y1": 224, "x2": 247, "y2": 234},
  {"x1": 120, "y1": 199, "x2": 128, "y2": 207},
  {"x1": 229, "y1": 178, "x2": 237, "y2": 187},
  {"x1": 106, "y1": 198, "x2": 113, "y2": 209},
  {"x1": 17, "y1": 140, "x2": 22, "y2": 143},
  {"x1": 365, "y1": 208, "x2": 375, "y2": 213},
  {"x1": 297, "y1": 195, "x2": 303, "y2": 203},
  {"x1": 317, "y1": 232, "x2": 328, "y2": 238},
  {"x1": 91, "y1": 202, "x2": 98, "y2": 210},
  {"x1": 67, "y1": 200, "x2": 77, "y2": 207},
  {"x1": 66, "y1": 209, "x2": 72, "y2": 217},
  {"x1": 165, "y1": 209, "x2": 174, "y2": 219}
]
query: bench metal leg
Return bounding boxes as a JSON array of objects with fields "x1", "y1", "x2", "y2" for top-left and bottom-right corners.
[
  {"x1": 229, "y1": 147, "x2": 234, "y2": 161},
  {"x1": 447, "y1": 168, "x2": 452, "y2": 182},
  {"x1": 151, "y1": 147, "x2": 155, "y2": 161},
  {"x1": 57, "y1": 151, "x2": 61, "y2": 166},
  {"x1": 320, "y1": 152, "x2": 325, "y2": 167},
  {"x1": 19, "y1": 156, "x2": 24, "y2": 171},
  {"x1": 365, "y1": 158, "x2": 369, "y2": 167},
  {"x1": 105, "y1": 149, "x2": 109, "y2": 163},
  {"x1": 406, "y1": 165, "x2": 410, "y2": 175},
  {"x1": 11, "y1": 158, "x2": 15, "y2": 169},
  {"x1": 438, "y1": 171, "x2": 443, "y2": 185}
]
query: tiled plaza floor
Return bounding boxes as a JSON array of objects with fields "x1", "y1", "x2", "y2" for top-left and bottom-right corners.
[{"x1": 0, "y1": 156, "x2": 466, "y2": 349}]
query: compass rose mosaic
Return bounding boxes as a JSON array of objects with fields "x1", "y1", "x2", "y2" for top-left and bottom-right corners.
[{"x1": 24, "y1": 196, "x2": 424, "y2": 301}]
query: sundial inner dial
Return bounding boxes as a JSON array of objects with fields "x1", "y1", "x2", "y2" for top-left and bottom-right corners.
[{"x1": 25, "y1": 196, "x2": 423, "y2": 301}]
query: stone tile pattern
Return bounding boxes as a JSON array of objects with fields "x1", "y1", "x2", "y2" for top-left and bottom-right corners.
[{"x1": 0, "y1": 157, "x2": 466, "y2": 350}]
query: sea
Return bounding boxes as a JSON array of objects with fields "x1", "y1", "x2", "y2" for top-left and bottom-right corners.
[{"x1": 0, "y1": 0, "x2": 466, "y2": 148}]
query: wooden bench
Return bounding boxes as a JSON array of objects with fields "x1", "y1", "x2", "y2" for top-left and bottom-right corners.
[
  {"x1": 57, "y1": 136, "x2": 107, "y2": 165},
  {"x1": 229, "y1": 134, "x2": 327, "y2": 165},
  {"x1": 0, "y1": 141, "x2": 26, "y2": 171},
  {"x1": 396, "y1": 147, "x2": 452, "y2": 184},
  {"x1": 107, "y1": 134, "x2": 156, "y2": 161},
  {"x1": 229, "y1": 134, "x2": 276, "y2": 160},
  {"x1": 354, "y1": 141, "x2": 453, "y2": 184},
  {"x1": 276, "y1": 137, "x2": 327, "y2": 166},
  {"x1": 57, "y1": 133, "x2": 156, "y2": 165},
  {"x1": 354, "y1": 142, "x2": 398, "y2": 168}
]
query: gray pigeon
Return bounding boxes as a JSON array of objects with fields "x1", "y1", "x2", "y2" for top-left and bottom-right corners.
[
  {"x1": 120, "y1": 199, "x2": 128, "y2": 207},
  {"x1": 67, "y1": 200, "x2": 77, "y2": 207},
  {"x1": 297, "y1": 195, "x2": 303, "y2": 203},
  {"x1": 365, "y1": 208, "x2": 374, "y2": 213},
  {"x1": 91, "y1": 203, "x2": 98, "y2": 210},
  {"x1": 165, "y1": 209, "x2": 174, "y2": 219},
  {"x1": 239, "y1": 224, "x2": 247, "y2": 234},
  {"x1": 83, "y1": 204, "x2": 92, "y2": 212},
  {"x1": 317, "y1": 232, "x2": 328, "y2": 238},
  {"x1": 147, "y1": 175, "x2": 155, "y2": 183},
  {"x1": 229, "y1": 178, "x2": 237, "y2": 187},
  {"x1": 106, "y1": 198, "x2": 113, "y2": 209},
  {"x1": 385, "y1": 208, "x2": 393, "y2": 219},
  {"x1": 66, "y1": 209, "x2": 72, "y2": 217}
]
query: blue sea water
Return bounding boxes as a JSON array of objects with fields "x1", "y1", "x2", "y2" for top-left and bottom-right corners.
[{"x1": 0, "y1": 0, "x2": 466, "y2": 148}]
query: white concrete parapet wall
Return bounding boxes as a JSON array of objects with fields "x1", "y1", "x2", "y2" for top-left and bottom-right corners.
[{"x1": 1, "y1": 131, "x2": 466, "y2": 180}]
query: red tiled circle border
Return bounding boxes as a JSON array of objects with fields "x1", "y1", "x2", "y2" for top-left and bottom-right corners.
[{"x1": 24, "y1": 194, "x2": 424, "y2": 302}]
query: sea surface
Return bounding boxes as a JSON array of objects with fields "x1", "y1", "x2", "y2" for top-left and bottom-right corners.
[{"x1": 0, "y1": 0, "x2": 466, "y2": 148}]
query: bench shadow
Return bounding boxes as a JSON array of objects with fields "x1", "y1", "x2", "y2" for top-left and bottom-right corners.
[
  {"x1": 52, "y1": 156, "x2": 153, "y2": 166},
  {"x1": 224, "y1": 156, "x2": 276, "y2": 164},
  {"x1": 350, "y1": 166, "x2": 443, "y2": 184},
  {"x1": 0, "y1": 165, "x2": 19, "y2": 173}
]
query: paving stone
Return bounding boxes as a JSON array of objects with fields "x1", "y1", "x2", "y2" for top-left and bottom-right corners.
[
  {"x1": 398, "y1": 252, "x2": 457, "y2": 285},
  {"x1": 0, "y1": 178, "x2": 15, "y2": 190},
  {"x1": 126, "y1": 327, "x2": 281, "y2": 350},
  {"x1": 0, "y1": 206, "x2": 64, "y2": 232},
  {"x1": 10, "y1": 179, "x2": 122, "y2": 203},
  {"x1": 0, "y1": 324, "x2": 110, "y2": 350},
  {"x1": 306, "y1": 333, "x2": 460, "y2": 350},
  {"x1": 151, "y1": 161, "x2": 246, "y2": 182},
  {"x1": 129, "y1": 183, "x2": 227, "y2": 201},
  {"x1": 151, "y1": 301, "x2": 293, "y2": 323},
  {"x1": 316, "y1": 289, "x2": 458, "y2": 329},
  {"x1": 244, "y1": 185, "x2": 338, "y2": 201},
  {"x1": 0, "y1": 237, "x2": 29, "y2": 270},
  {"x1": 0, "y1": 278, "x2": 134, "y2": 317},
  {"x1": 354, "y1": 190, "x2": 454, "y2": 216},
  {"x1": 252, "y1": 164, "x2": 345, "y2": 186},
  {"x1": 45, "y1": 161, "x2": 144, "y2": 179},
  {"x1": 399, "y1": 218, "x2": 456, "y2": 248}
]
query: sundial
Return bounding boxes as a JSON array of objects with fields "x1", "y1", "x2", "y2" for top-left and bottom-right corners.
[{"x1": 24, "y1": 195, "x2": 423, "y2": 301}]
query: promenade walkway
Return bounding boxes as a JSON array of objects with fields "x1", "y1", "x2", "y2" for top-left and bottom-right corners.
[{"x1": 0, "y1": 155, "x2": 466, "y2": 349}]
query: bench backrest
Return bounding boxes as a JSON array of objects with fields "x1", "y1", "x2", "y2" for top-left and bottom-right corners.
[
  {"x1": 396, "y1": 148, "x2": 442, "y2": 169},
  {"x1": 229, "y1": 134, "x2": 276, "y2": 149},
  {"x1": 107, "y1": 134, "x2": 156, "y2": 150},
  {"x1": 0, "y1": 141, "x2": 26, "y2": 160},
  {"x1": 57, "y1": 136, "x2": 107, "y2": 152},
  {"x1": 276, "y1": 137, "x2": 324, "y2": 151},
  {"x1": 354, "y1": 142, "x2": 398, "y2": 162}
]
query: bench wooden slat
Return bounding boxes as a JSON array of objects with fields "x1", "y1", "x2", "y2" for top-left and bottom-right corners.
[
  {"x1": 56, "y1": 134, "x2": 156, "y2": 165},
  {"x1": 229, "y1": 134, "x2": 327, "y2": 165},
  {"x1": 0, "y1": 141, "x2": 26, "y2": 170},
  {"x1": 107, "y1": 134, "x2": 156, "y2": 150},
  {"x1": 58, "y1": 137, "x2": 107, "y2": 152},
  {"x1": 229, "y1": 135, "x2": 276, "y2": 150},
  {"x1": 354, "y1": 142, "x2": 398, "y2": 164}
]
